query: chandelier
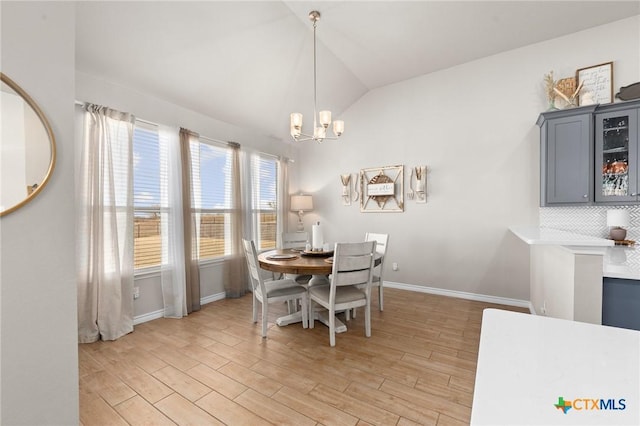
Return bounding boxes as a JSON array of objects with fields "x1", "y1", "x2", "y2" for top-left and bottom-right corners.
[{"x1": 290, "y1": 11, "x2": 344, "y2": 143}]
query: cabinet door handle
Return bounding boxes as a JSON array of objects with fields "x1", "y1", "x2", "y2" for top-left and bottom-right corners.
[
  {"x1": 633, "y1": 193, "x2": 638, "y2": 196},
  {"x1": 583, "y1": 194, "x2": 588, "y2": 198}
]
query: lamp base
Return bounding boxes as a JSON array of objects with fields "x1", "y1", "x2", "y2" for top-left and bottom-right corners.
[
  {"x1": 610, "y1": 227, "x2": 627, "y2": 241},
  {"x1": 296, "y1": 220, "x2": 304, "y2": 232}
]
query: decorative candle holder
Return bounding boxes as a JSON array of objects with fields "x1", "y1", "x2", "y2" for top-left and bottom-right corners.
[
  {"x1": 340, "y1": 174, "x2": 351, "y2": 205},
  {"x1": 414, "y1": 166, "x2": 426, "y2": 203}
]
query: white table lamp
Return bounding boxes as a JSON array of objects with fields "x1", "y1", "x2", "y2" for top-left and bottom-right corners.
[
  {"x1": 607, "y1": 209, "x2": 630, "y2": 241},
  {"x1": 291, "y1": 194, "x2": 313, "y2": 232}
]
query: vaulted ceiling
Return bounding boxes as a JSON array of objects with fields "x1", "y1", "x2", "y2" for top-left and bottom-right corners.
[{"x1": 76, "y1": 1, "x2": 640, "y2": 142}]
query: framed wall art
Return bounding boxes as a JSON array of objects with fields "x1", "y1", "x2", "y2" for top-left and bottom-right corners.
[
  {"x1": 359, "y1": 165, "x2": 404, "y2": 212},
  {"x1": 576, "y1": 61, "x2": 613, "y2": 105}
]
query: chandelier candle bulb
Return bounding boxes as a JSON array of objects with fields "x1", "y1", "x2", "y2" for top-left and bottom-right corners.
[
  {"x1": 319, "y1": 111, "x2": 331, "y2": 127},
  {"x1": 333, "y1": 120, "x2": 344, "y2": 136}
]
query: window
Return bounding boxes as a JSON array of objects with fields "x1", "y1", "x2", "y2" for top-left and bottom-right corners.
[
  {"x1": 133, "y1": 123, "x2": 162, "y2": 269},
  {"x1": 250, "y1": 154, "x2": 278, "y2": 250},
  {"x1": 190, "y1": 141, "x2": 233, "y2": 260}
]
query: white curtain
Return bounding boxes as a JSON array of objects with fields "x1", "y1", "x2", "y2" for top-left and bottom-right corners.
[
  {"x1": 77, "y1": 104, "x2": 135, "y2": 343},
  {"x1": 159, "y1": 126, "x2": 187, "y2": 318},
  {"x1": 276, "y1": 157, "x2": 289, "y2": 248}
]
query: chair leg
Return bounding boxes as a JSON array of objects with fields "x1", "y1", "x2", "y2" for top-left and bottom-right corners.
[
  {"x1": 252, "y1": 294, "x2": 258, "y2": 323},
  {"x1": 261, "y1": 303, "x2": 268, "y2": 338},
  {"x1": 308, "y1": 299, "x2": 315, "y2": 329},
  {"x1": 300, "y1": 296, "x2": 308, "y2": 329},
  {"x1": 365, "y1": 298, "x2": 371, "y2": 338},
  {"x1": 345, "y1": 308, "x2": 350, "y2": 321},
  {"x1": 329, "y1": 307, "x2": 336, "y2": 347},
  {"x1": 379, "y1": 283, "x2": 384, "y2": 311}
]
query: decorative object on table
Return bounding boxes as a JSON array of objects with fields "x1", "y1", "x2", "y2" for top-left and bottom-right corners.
[
  {"x1": 302, "y1": 249, "x2": 333, "y2": 257},
  {"x1": 615, "y1": 82, "x2": 640, "y2": 101},
  {"x1": 607, "y1": 209, "x2": 630, "y2": 241},
  {"x1": 614, "y1": 239, "x2": 636, "y2": 246},
  {"x1": 289, "y1": 10, "x2": 344, "y2": 143},
  {"x1": 576, "y1": 61, "x2": 613, "y2": 105},
  {"x1": 290, "y1": 194, "x2": 313, "y2": 232},
  {"x1": 312, "y1": 221, "x2": 324, "y2": 250},
  {"x1": 360, "y1": 165, "x2": 404, "y2": 212},
  {"x1": 543, "y1": 71, "x2": 558, "y2": 111},
  {"x1": 413, "y1": 166, "x2": 426, "y2": 203},
  {"x1": 340, "y1": 174, "x2": 351, "y2": 205},
  {"x1": 554, "y1": 79, "x2": 583, "y2": 108},
  {"x1": 352, "y1": 173, "x2": 360, "y2": 202},
  {"x1": 266, "y1": 253, "x2": 299, "y2": 261}
]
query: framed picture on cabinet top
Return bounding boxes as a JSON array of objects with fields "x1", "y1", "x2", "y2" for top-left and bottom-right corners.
[{"x1": 576, "y1": 61, "x2": 613, "y2": 106}]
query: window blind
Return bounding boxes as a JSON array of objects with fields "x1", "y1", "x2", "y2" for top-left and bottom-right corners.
[
  {"x1": 250, "y1": 154, "x2": 278, "y2": 250},
  {"x1": 191, "y1": 141, "x2": 233, "y2": 259},
  {"x1": 133, "y1": 123, "x2": 162, "y2": 269}
]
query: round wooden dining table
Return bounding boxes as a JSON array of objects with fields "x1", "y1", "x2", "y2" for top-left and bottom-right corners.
[
  {"x1": 257, "y1": 248, "x2": 333, "y2": 284},
  {"x1": 258, "y1": 248, "x2": 380, "y2": 333}
]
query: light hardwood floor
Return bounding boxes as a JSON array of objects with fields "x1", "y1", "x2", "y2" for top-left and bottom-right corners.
[{"x1": 79, "y1": 288, "x2": 528, "y2": 425}]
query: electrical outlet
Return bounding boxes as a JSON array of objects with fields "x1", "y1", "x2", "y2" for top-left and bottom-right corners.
[
  {"x1": 392, "y1": 262, "x2": 398, "y2": 271},
  {"x1": 133, "y1": 287, "x2": 140, "y2": 300}
]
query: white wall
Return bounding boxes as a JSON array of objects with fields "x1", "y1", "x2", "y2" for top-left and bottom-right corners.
[
  {"x1": 296, "y1": 16, "x2": 640, "y2": 302},
  {"x1": 0, "y1": 2, "x2": 78, "y2": 424}
]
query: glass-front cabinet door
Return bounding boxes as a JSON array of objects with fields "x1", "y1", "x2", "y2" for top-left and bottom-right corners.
[{"x1": 595, "y1": 109, "x2": 639, "y2": 202}]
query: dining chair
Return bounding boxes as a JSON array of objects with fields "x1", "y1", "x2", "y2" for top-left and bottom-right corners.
[
  {"x1": 365, "y1": 232, "x2": 389, "y2": 311},
  {"x1": 308, "y1": 241, "x2": 376, "y2": 347},
  {"x1": 242, "y1": 239, "x2": 308, "y2": 337},
  {"x1": 282, "y1": 232, "x2": 311, "y2": 285}
]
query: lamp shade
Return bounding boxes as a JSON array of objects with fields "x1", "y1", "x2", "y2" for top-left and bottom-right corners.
[
  {"x1": 607, "y1": 209, "x2": 630, "y2": 227},
  {"x1": 291, "y1": 194, "x2": 313, "y2": 212}
]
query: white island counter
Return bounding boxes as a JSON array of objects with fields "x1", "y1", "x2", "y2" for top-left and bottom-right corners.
[
  {"x1": 510, "y1": 227, "x2": 613, "y2": 324},
  {"x1": 471, "y1": 309, "x2": 640, "y2": 425}
]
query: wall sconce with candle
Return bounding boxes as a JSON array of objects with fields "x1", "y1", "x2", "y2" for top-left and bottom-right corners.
[
  {"x1": 340, "y1": 174, "x2": 351, "y2": 205},
  {"x1": 409, "y1": 166, "x2": 426, "y2": 203}
]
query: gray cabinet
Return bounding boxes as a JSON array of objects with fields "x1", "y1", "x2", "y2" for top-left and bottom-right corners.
[
  {"x1": 538, "y1": 106, "x2": 596, "y2": 206},
  {"x1": 594, "y1": 104, "x2": 640, "y2": 203}
]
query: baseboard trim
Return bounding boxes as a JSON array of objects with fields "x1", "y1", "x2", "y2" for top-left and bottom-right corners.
[
  {"x1": 385, "y1": 281, "x2": 530, "y2": 308},
  {"x1": 133, "y1": 309, "x2": 164, "y2": 325},
  {"x1": 133, "y1": 292, "x2": 227, "y2": 325},
  {"x1": 134, "y1": 287, "x2": 529, "y2": 325},
  {"x1": 201, "y1": 292, "x2": 226, "y2": 305}
]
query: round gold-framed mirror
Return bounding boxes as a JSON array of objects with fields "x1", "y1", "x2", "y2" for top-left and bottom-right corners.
[{"x1": 1, "y1": 72, "x2": 56, "y2": 216}]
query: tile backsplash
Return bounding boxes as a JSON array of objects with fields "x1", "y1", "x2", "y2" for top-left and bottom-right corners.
[{"x1": 540, "y1": 206, "x2": 640, "y2": 241}]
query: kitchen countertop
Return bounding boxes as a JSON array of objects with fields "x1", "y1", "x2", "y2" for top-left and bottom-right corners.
[
  {"x1": 509, "y1": 226, "x2": 614, "y2": 246},
  {"x1": 510, "y1": 226, "x2": 640, "y2": 280},
  {"x1": 471, "y1": 308, "x2": 640, "y2": 425}
]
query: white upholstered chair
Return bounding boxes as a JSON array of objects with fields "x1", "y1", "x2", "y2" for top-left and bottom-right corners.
[
  {"x1": 365, "y1": 232, "x2": 388, "y2": 311},
  {"x1": 242, "y1": 239, "x2": 308, "y2": 337},
  {"x1": 308, "y1": 241, "x2": 376, "y2": 347}
]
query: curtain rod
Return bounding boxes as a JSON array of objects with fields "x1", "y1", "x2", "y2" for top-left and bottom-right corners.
[
  {"x1": 76, "y1": 100, "x2": 235, "y2": 147},
  {"x1": 74, "y1": 100, "x2": 291, "y2": 161}
]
